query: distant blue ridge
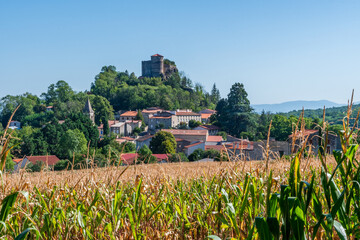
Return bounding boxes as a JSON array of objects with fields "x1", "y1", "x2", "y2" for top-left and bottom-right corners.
[{"x1": 252, "y1": 100, "x2": 346, "y2": 114}]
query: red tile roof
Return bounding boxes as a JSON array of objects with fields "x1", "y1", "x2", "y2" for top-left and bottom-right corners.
[
  {"x1": 201, "y1": 113, "x2": 213, "y2": 119},
  {"x1": 136, "y1": 135, "x2": 153, "y2": 142},
  {"x1": 142, "y1": 108, "x2": 163, "y2": 114},
  {"x1": 120, "y1": 111, "x2": 138, "y2": 117},
  {"x1": 152, "y1": 154, "x2": 169, "y2": 160},
  {"x1": 205, "y1": 145, "x2": 231, "y2": 151},
  {"x1": 184, "y1": 142, "x2": 204, "y2": 149},
  {"x1": 120, "y1": 153, "x2": 138, "y2": 165},
  {"x1": 175, "y1": 112, "x2": 201, "y2": 116},
  {"x1": 289, "y1": 129, "x2": 318, "y2": 138},
  {"x1": 163, "y1": 129, "x2": 208, "y2": 136},
  {"x1": 150, "y1": 116, "x2": 171, "y2": 119},
  {"x1": 198, "y1": 125, "x2": 220, "y2": 131},
  {"x1": 206, "y1": 136, "x2": 223, "y2": 142},
  {"x1": 199, "y1": 109, "x2": 216, "y2": 114},
  {"x1": 13, "y1": 158, "x2": 23, "y2": 163},
  {"x1": 152, "y1": 54, "x2": 163, "y2": 57},
  {"x1": 122, "y1": 137, "x2": 135, "y2": 141},
  {"x1": 228, "y1": 141, "x2": 254, "y2": 150},
  {"x1": 98, "y1": 120, "x2": 120, "y2": 129},
  {"x1": 14, "y1": 155, "x2": 60, "y2": 166}
]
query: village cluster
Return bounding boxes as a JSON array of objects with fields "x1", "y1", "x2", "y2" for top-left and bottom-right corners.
[{"x1": 9, "y1": 97, "x2": 342, "y2": 171}]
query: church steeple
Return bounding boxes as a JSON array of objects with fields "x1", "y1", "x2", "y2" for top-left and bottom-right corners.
[{"x1": 83, "y1": 98, "x2": 95, "y2": 123}]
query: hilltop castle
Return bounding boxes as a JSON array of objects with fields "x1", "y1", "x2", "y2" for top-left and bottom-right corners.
[{"x1": 141, "y1": 54, "x2": 178, "y2": 79}]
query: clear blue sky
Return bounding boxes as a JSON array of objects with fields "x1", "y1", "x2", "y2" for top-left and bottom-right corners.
[{"x1": 1, "y1": 1, "x2": 360, "y2": 104}]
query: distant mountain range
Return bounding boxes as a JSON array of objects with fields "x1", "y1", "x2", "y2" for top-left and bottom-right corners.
[{"x1": 252, "y1": 100, "x2": 346, "y2": 113}]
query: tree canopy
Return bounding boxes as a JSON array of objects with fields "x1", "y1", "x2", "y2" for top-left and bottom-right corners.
[{"x1": 150, "y1": 131, "x2": 176, "y2": 154}]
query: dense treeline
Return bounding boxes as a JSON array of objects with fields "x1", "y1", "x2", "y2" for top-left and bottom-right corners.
[
  {"x1": 283, "y1": 104, "x2": 360, "y2": 125},
  {"x1": 90, "y1": 66, "x2": 219, "y2": 111}
]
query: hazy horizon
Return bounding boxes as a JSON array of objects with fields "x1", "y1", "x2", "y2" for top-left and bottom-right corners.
[{"x1": 1, "y1": 1, "x2": 360, "y2": 104}]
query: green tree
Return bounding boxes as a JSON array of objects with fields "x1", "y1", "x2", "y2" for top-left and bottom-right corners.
[
  {"x1": 149, "y1": 131, "x2": 176, "y2": 154},
  {"x1": 0, "y1": 93, "x2": 40, "y2": 127},
  {"x1": 59, "y1": 129, "x2": 88, "y2": 159},
  {"x1": 103, "y1": 117, "x2": 110, "y2": 136},
  {"x1": 189, "y1": 120, "x2": 202, "y2": 128},
  {"x1": 178, "y1": 122, "x2": 188, "y2": 129},
  {"x1": 138, "y1": 145, "x2": 156, "y2": 163},
  {"x1": 215, "y1": 83, "x2": 256, "y2": 139},
  {"x1": 119, "y1": 142, "x2": 136, "y2": 153},
  {"x1": 210, "y1": 83, "x2": 220, "y2": 104},
  {"x1": 92, "y1": 95, "x2": 114, "y2": 125},
  {"x1": 41, "y1": 80, "x2": 74, "y2": 104},
  {"x1": 26, "y1": 161, "x2": 44, "y2": 172},
  {"x1": 168, "y1": 152, "x2": 189, "y2": 162},
  {"x1": 217, "y1": 131, "x2": 227, "y2": 141},
  {"x1": 188, "y1": 149, "x2": 205, "y2": 162},
  {"x1": 135, "y1": 110, "x2": 144, "y2": 122}
]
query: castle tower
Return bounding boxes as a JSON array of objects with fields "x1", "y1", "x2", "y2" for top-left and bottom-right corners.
[
  {"x1": 150, "y1": 54, "x2": 164, "y2": 77},
  {"x1": 83, "y1": 98, "x2": 95, "y2": 123},
  {"x1": 141, "y1": 54, "x2": 164, "y2": 77}
]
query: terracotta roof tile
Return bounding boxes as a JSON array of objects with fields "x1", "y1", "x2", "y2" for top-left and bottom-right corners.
[
  {"x1": 201, "y1": 113, "x2": 213, "y2": 119},
  {"x1": 184, "y1": 142, "x2": 204, "y2": 149},
  {"x1": 206, "y1": 136, "x2": 223, "y2": 142},
  {"x1": 198, "y1": 125, "x2": 220, "y2": 131},
  {"x1": 163, "y1": 129, "x2": 208, "y2": 136},
  {"x1": 289, "y1": 129, "x2": 318, "y2": 138},
  {"x1": 120, "y1": 111, "x2": 138, "y2": 117},
  {"x1": 175, "y1": 112, "x2": 201, "y2": 116}
]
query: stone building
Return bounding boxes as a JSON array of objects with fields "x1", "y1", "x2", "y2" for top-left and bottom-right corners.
[
  {"x1": 162, "y1": 129, "x2": 208, "y2": 143},
  {"x1": 83, "y1": 98, "x2": 95, "y2": 123},
  {"x1": 142, "y1": 107, "x2": 163, "y2": 125},
  {"x1": 288, "y1": 129, "x2": 341, "y2": 154},
  {"x1": 142, "y1": 54, "x2": 178, "y2": 78},
  {"x1": 149, "y1": 112, "x2": 173, "y2": 130},
  {"x1": 119, "y1": 111, "x2": 138, "y2": 122}
]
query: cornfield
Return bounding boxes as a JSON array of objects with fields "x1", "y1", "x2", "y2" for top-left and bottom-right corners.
[{"x1": 0, "y1": 101, "x2": 360, "y2": 239}]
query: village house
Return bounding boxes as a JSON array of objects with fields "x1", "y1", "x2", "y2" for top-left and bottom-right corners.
[
  {"x1": 115, "y1": 136, "x2": 136, "y2": 144},
  {"x1": 98, "y1": 120, "x2": 142, "y2": 138},
  {"x1": 110, "y1": 122, "x2": 126, "y2": 136},
  {"x1": 46, "y1": 106, "x2": 53, "y2": 112},
  {"x1": 98, "y1": 120, "x2": 119, "y2": 138},
  {"x1": 119, "y1": 111, "x2": 138, "y2": 122},
  {"x1": 288, "y1": 129, "x2": 341, "y2": 154},
  {"x1": 13, "y1": 155, "x2": 60, "y2": 172},
  {"x1": 183, "y1": 141, "x2": 205, "y2": 156},
  {"x1": 135, "y1": 135, "x2": 154, "y2": 150},
  {"x1": 9, "y1": 120, "x2": 21, "y2": 130},
  {"x1": 163, "y1": 129, "x2": 208, "y2": 143},
  {"x1": 175, "y1": 138, "x2": 191, "y2": 152},
  {"x1": 199, "y1": 109, "x2": 216, "y2": 123},
  {"x1": 149, "y1": 111, "x2": 173, "y2": 131},
  {"x1": 205, "y1": 135, "x2": 223, "y2": 145},
  {"x1": 194, "y1": 125, "x2": 220, "y2": 135},
  {"x1": 141, "y1": 107, "x2": 163, "y2": 125},
  {"x1": 173, "y1": 110, "x2": 201, "y2": 127},
  {"x1": 124, "y1": 120, "x2": 142, "y2": 135},
  {"x1": 148, "y1": 109, "x2": 202, "y2": 131}
]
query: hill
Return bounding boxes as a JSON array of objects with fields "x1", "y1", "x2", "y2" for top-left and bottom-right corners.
[{"x1": 252, "y1": 100, "x2": 344, "y2": 113}]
